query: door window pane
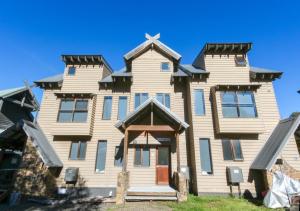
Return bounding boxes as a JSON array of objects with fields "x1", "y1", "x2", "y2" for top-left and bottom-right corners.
[
  {"x1": 158, "y1": 147, "x2": 169, "y2": 165},
  {"x1": 102, "y1": 96, "x2": 112, "y2": 120},
  {"x1": 199, "y1": 139, "x2": 213, "y2": 174},
  {"x1": 95, "y1": 141, "x2": 107, "y2": 172},
  {"x1": 194, "y1": 90, "x2": 205, "y2": 115},
  {"x1": 114, "y1": 146, "x2": 123, "y2": 167},
  {"x1": 118, "y1": 96, "x2": 128, "y2": 120}
]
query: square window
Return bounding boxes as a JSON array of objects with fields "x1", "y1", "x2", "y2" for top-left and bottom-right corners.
[
  {"x1": 69, "y1": 141, "x2": 87, "y2": 160},
  {"x1": 134, "y1": 146, "x2": 150, "y2": 167},
  {"x1": 68, "y1": 67, "x2": 76, "y2": 75},
  {"x1": 235, "y1": 56, "x2": 247, "y2": 66},
  {"x1": 221, "y1": 139, "x2": 243, "y2": 161},
  {"x1": 161, "y1": 62, "x2": 170, "y2": 72}
]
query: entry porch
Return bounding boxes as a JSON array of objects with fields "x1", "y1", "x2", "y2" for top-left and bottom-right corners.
[{"x1": 114, "y1": 98, "x2": 189, "y2": 203}]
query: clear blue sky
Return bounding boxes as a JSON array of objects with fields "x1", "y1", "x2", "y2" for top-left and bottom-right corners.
[{"x1": 0, "y1": 0, "x2": 299, "y2": 118}]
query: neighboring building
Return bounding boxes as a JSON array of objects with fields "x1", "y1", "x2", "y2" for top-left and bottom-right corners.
[
  {"x1": 35, "y1": 34, "x2": 287, "y2": 199},
  {"x1": 0, "y1": 86, "x2": 62, "y2": 199}
]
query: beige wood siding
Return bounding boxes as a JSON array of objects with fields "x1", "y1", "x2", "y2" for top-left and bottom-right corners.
[
  {"x1": 189, "y1": 54, "x2": 280, "y2": 195},
  {"x1": 37, "y1": 44, "x2": 281, "y2": 197},
  {"x1": 62, "y1": 65, "x2": 104, "y2": 93},
  {"x1": 280, "y1": 135, "x2": 300, "y2": 171}
]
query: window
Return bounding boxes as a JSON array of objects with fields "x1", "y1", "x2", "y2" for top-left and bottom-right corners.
[
  {"x1": 57, "y1": 99, "x2": 88, "y2": 122},
  {"x1": 69, "y1": 141, "x2": 87, "y2": 160},
  {"x1": 134, "y1": 93, "x2": 149, "y2": 109},
  {"x1": 118, "y1": 96, "x2": 127, "y2": 120},
  {"x1": 134, "y1": 146, "x2": 150, "y2": 167},
  {"x1": 161, "y1": 62, "x2": 170, "y2": 72},
  {"x1": 102, "y1": 96, "x2": 112, "y2": 120},
  {"x1": 95, "y1": 141, "x2": 107, "y2": 172},
  {"x1": 199, "y1": 139, "x2": 213, "y2": 175},
  {"x1": 222, "y1": 139, "x2": 243, "y2": 161},
  {"x1": 68, "y1": 66, "x2": 76, "y2": 75},
  {"x1": 235, "y1": 55, "x2": 247, "y2": 66},
  {"x1": 114, "y1": 146, "x2": 123, "y2": 167},
  {"x1": 194, "y1": 89, "x2": 205, "y2": 116},
  {"x1": 156, "y1": 93, "x2": 170, "y2": 108},
  {"x1": 221, "y1": 91, "x2": 257, "y2": 118}
]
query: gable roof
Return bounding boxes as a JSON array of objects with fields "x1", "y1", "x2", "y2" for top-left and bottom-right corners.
[
  {"x1": 0, "y1": 86, "x2": 39, "y2": 111},
  {"x1": 0, "y1": 86, "x2": 28, "y2": 99},
  {"x1": 35, "y1": 73, "x2": 64, "y2": 84},
  {"x1": 22, "y1": 121, "x2": 63, "y2": 168},
  {"x1": 0, "y1": 120, "x2": 63, "y2": 168},
  {"x1": 115, "y1": 97, "x2": 189, "y2": 133},
  {"x1": 251, "y1": 113, "x2": 300, "y2": 170},
  {"x1": 124, "y1": 33, "x2": 181, "y2": 62}
]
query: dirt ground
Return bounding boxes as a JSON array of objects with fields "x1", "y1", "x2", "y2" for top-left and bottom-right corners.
[{"x1": 0, "y1": 201, "x2": 172, "y2": 211}]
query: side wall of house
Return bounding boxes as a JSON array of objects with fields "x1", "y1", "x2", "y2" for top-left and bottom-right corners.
[{"x1": 189, "y1": 54, "x2": 280, "y2": 195}]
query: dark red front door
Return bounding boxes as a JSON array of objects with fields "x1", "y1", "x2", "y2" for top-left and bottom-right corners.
[{"x1": 156, "y1": 146, "x2": 170, "y2": 185}]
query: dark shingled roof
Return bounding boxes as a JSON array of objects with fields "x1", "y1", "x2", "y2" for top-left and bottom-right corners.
[
  {"x1": 34, "y1": 74, "x2": 64, "y2": 83},
  {"x1": 22, "y1": 121, "x2": 63, "y2": 168},
  {"x1": 249, "y1": 66, "x2": 283, "y2": 81},
  {"x1": 251, "y1": 113, "x2": 300, "y2": 170},
  {"x1": 0, "y1": 120, "x2": 63, "y2": 168}
]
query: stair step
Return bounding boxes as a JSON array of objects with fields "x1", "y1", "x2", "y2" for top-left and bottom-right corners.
[
  {"x1": 127, "y1": 191, "x2": 177, "y2": 197},
  {"x1": 125, "y1": 195, "x2": 177, "y2": 201}
]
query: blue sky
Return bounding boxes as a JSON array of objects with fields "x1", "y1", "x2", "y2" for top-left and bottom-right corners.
[{"x1": 0, "y1": 0, "x2": 299, "y2": 118}]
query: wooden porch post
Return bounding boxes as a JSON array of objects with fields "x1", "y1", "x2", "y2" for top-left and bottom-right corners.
[
  {"x1": 122, "y1": 129, "x2": 129, "y2": 172},
  {"x1": 176, "y1": 132, "x2": 180, "y2": 172}
]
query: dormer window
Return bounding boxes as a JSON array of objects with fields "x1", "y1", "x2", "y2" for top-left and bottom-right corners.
[
  {"x1": 235, "y1": 56, "x2": 247, "y2": 67},
  {"x1": 161, "y1": 62, "x2": 170, "y2": 72},
  {"x1": 68, "y1": 66, "x2": 76, "y2": 75}
]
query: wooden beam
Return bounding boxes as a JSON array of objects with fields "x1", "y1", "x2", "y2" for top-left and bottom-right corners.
[
  {"x1": 127, "y1": 125, "x2": 175, "y2": 132},
  {"x1": 5, "y1": 98, "x2": 35, "y2": 109},
  {"x1": 176, "y1": 132, "x2": 180, "y2": 172},
  {"x1": 122, "y1": 129, "x2": 128, "y2": 172}
]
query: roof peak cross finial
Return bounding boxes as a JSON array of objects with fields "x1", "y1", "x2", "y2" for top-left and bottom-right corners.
[{"x1": 145, "y1": 33, "x2": 160, "y2": 41}]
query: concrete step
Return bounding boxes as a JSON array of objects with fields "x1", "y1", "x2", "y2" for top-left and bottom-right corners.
[
  {"x1": 127, "y1": 191, "x2": 177, "y2": 197},
  {"x1": 125, "y1": 195, "x2": 177, "y2": 201}
]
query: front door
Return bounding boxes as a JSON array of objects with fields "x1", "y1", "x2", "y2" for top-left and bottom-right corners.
[{"x1": 156, "y1": 146, "x2": 170, "y2": 185}]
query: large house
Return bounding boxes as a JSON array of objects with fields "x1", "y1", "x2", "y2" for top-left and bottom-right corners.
[{"x1": 34, "y1": 34, "x2": 300, "y2": 201}]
